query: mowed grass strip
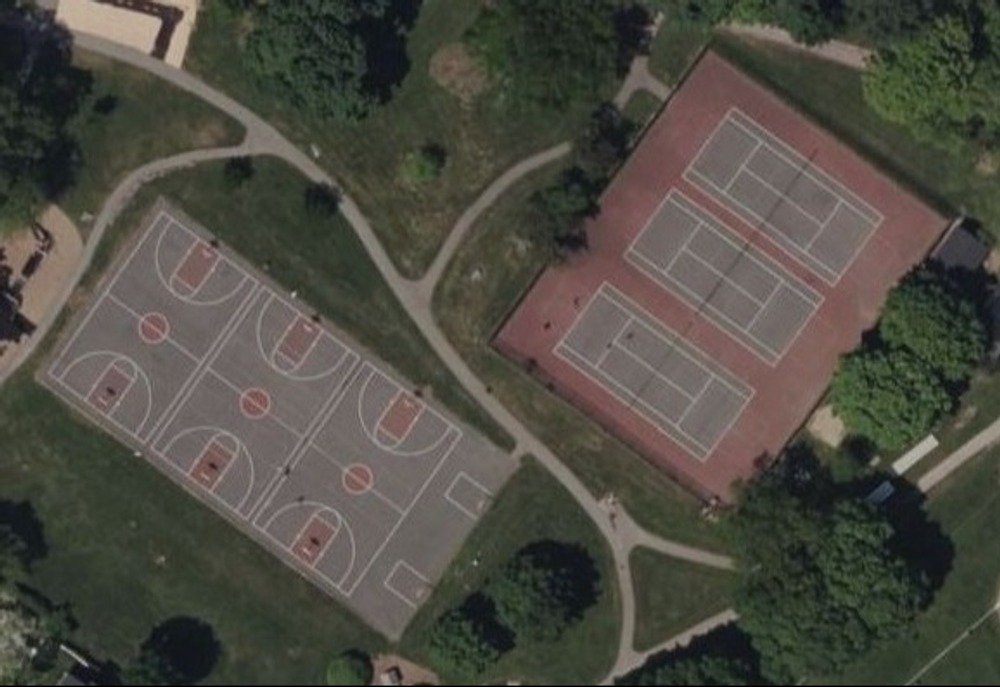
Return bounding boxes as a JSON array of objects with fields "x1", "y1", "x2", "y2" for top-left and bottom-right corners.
[
  {"x1": 185, "y1": 1, "x2": 595, "y2": 278},
  {"x1": 0, "y1": 370, "x2": 384, "y2": 684},
  {"x1": 829, "y1": 447, "x2": 1000, "y2": 684},
  {"x1": 432, "y1": 162, "x2": 722, "y2": 549},
  {"x1": 62, "y1": 49, "x2": 244, "y2": 227},
  {"x1": 400, "y1": 458, "x2": 621, "y2": 685},
  {"x1": 103, "y1": 156, "x2": 511, "y2": 449},
  {"x1": 647, "y1": 24, "x2": 711, "y2": 85},
  {"x1": 629, "y1": 547, "x2": 736, "y2": 653}
]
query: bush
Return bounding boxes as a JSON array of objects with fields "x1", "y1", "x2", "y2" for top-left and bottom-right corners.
[
  {"x1": 401, "y1": 144, "x2": 447, "y2": 184},
  {"x1": 303, "y1": 182, "x2": 342, "y2": 217},
  {"x1": 325, "y1": 651, "x2": 372, "y2": 686},
  {"x1": 223, "y1": 156, "x2": 255, "y2": 188}
]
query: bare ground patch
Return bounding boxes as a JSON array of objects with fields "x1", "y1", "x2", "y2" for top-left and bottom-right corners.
[{"x1": 429, "y1": 43, "x2": 490, "y2": 107}]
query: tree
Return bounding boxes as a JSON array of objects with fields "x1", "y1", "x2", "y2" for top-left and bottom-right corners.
[
  {"x1": 303, "y1": 182, "x2": 342, "y2": 217},
  {"x1": 488, "y1": 541, "x2": 600, "y2": 643},
  {"x1": 617, "y1": 623, "x2": 764, "y2": 685},
  {"x1": 878, "y1": 270, "x2": 987, "y2": 382},
  {"x1": 841, "y1": 0, "x2": 933, "y2": 47},
  {"x1": 0, "y1": 8, "x2": 86, "y2": 230},
  {"x1": 830, "y1": 348, "x2": 950, "y2": 450},
  {"x1": 863, "y1": 16, "x2": 978, "y2": 147},
  {"x1": 728, "y1": 464, "x2": 930, "y2": 682},
  {"x1": 123, "y1": 617, "x2": 222, "y2": 686},
  {"x1": 244, "y1": 0, "x2": 400, "y2": 121},
  {"x1": 427, "y1": 604, "x2": 504, "y2": 678},
  {"x1": 222, "y1": 156, "x2": 255, "y2": 188},
  {"x1": 467, "y1": 0, "x2": 641, "y2": 111},
  {"x1": 325, "y1": 650, "x2": 373, "y2": 686}
]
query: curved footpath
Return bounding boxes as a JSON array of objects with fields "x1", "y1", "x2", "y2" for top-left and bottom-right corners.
[{"x1": 37, "y1": 32, "x2": 735, "y2": 682}]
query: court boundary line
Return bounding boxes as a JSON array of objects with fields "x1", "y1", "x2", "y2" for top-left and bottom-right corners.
[
  {"x1": 257, "y1": 502, "x2": 358, "y2": 592},
  {"x1": 384, "y1": 560, "x2": 431, "y2": 610},
  {"x1": 625, "y1": 189, "x2": 823, "y2": 364},
  {"x1": 289, "y1": 511, "x2": 340, "y2": 568},
  {"x1": 57, "y1": 351, "x2": 155, "y2": 443},
  {"x1": 306, "y1": 442, "x2": 407, "y2": 515},
  {"x1": 154, "y1": 218, "x2": 254, "y2": 308},
  {"x1": 554, "y1": 283, "x2": 753, "y2": 460},
  {"x1": 156, "y1": 425, "x2": 258, "y2": 515},
  {"x1": 683, "y1": 107, "x2": 882, "y2": 284},
  {"x1": 444, "y1": 471, "x2": 493, "y2": 520},
  {"x1": 105, "y1": 292, "x2": 201, "y2": 364}
]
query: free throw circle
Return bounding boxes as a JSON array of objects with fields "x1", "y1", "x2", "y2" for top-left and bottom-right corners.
[
  {"x1": 240, "y1": 388, "x2": 271, "y2": 419},
  {"x1": 138, "y1": 312, "x2": 169, "y2": 345},
  {"x1": 342, "y1": 463, "x2": 374, "y2": 495}
]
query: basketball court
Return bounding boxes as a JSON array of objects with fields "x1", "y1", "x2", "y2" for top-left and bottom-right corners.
[
  {"x1": 495, "y1": 51, "x2": 949, "y2": 499},
  {"x1": 43, "y1": 202, "x2": 515, "y2": 639}
]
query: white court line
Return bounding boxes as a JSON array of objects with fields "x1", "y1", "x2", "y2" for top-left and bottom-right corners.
[
  {"x1": 306, "y1": 441, "x2": 407, "y2": 515},
  {"x1": 157, "y1": 426, "x2": 258, "y2": 515},
  {"x1": 255, "y1": 292, "x2": 357, "y2": 383},
  {"x1": 374, "y1": 388, "x2": 423, "y2": 448},
  {"x1": 553, "y1": 284, "x2": 755, "y2": 459},
  {"x1": 723, "y1": 139, "x2": 763, "y2": 193},
  {"x1": 804, "y1": 197, "x2": 844, "y2": 253},
  {"x1": 444, "y1": 472, "x2": 493, "y2": 520},
  {"x1": 53, "y1": 353, "x2": 152, "y2": 445},
  {"x1": 680, "y1": 247, "x2": 767, "y2": 307},
  {"x1": 384, "y1": 560, "x2": 431, "y2": 610},
  {"x1": 82, "y1": 355, "x2": 136, "y2": 416},
  {"x1": 64, "y1": 351, "x2": 154, "y2": 438},
  {"x1": 104, "y1": 292, "x2": 201, "y2": 364},
  {"x1": 169, "y1": 229, "x2": 223, "y2": 298},
  {"x1": 737, "y1": 165, "x2": 825, "y2": 242},
  {"x1": 289, "y1": 511, "x2": 340, "y2": 567},
  {"x1": 726, "y1": 108, "x2": 882, "y2": 223},
  {"x1": 686, "y1": 165, "x2": 839, "y2": 284},
  {"x1": 258, "y1": 501, "x2": 358, "y2": 594},
  {"x1": 354, "y1": 364, "x2": 461, "y2": 458},
  {"x1": 49, "y1": 210, "x2": 173, "y2": 377},
  {"x1": 557, "y1": 341, "x2": 712, "y2": 457},
  {"x1": 594, "y1": 315, "x2": 634, "y2": 369},
  {"x1": 154, "y1": 220, "x2": 253, "y2": 308},
  {"x1": 203, "y1": 367, "x2": 304, "y2": 439},
  {"x1": 607, "y1": 328, "x2": 698, "y2": 402},
  {"x1": 343, "y1": 421, "x2": 460, "y2": 597}
]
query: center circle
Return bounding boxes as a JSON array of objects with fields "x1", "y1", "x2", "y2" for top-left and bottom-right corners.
[
  {"x1": 342, "y1": 463, "x2": 374, "y2": 495},
  {"x1": 138, "y1": 312, "x2": 169, "y2": 345},
  {"x1": 240, "y1": 388, "x2": 271, "y2": 419}
]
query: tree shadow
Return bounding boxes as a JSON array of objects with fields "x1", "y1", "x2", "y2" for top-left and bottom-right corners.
[
  {"x1": 519, "y1": 539, "x2": 601, "y2": 623},
  {"x1": 0, "y1": 499, "x2": 47, "y2": 567},
  {"x1": 884, "y1": 480, "x2": 955, "y2": 595},
  {"x1": 358, "y1": 0, "x2": 422, "y2": 105},
  {"x1": 462, "y1": 592, "x2": 516, "y2": 655},
  {"x1": 142, "y1": 616, "x2": 222, "y2": 685},
  {"x1": 616, "y1": 622, "x2": 766, "y2": 685}
]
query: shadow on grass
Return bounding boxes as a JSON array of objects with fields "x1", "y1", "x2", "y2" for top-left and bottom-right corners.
[{"x1": 0, "y1": 499, "x2": 47, "y2": 567}]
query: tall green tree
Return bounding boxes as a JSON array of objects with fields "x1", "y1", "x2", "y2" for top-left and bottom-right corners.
[
  {"x1": 729, "y1": 466, "x2": 930, "y2": 682},
  {"x1": 488, "y1": 541, "x2": 600, "y2": 643},
  {"x1": 830, "y1": 348, "x2": 950, "y2": 450},
  {"x1": 0, "y1": 7, "x2": 85, "y2": 230},
  {"x1": 863, "y1": 16, "x2": 978, "y2": 147},
  {"x1": 244, "y1": 0, "x2": 396, "y2": 121},
  {"x1": 879, "y1": 270, "x2": 987, "y2": 382},
  {"x1": 427, "y1": 606, "x2": 504, "y2": 678},
  {"x1": 468, "y1": 0, "x2": 639, "y2": 110}
]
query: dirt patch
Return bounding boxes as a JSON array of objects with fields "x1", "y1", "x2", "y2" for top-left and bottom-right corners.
[
  {"x1": 976, "y1": 150, "x2": 1000, "y2": 177},
  {"x1": 429, "y1": 42, "x2": 490, "y2": 107},
  {"x1": 984, "y1": 248, "x2": 1000, "y2": 275},
  {"x1": 954, "y1": 404, "x2": 978, "y2": 431},
  {"x1": 807, "y1": 404, "x2": 846, "y2": 448},
  {"x1": 194, "y1": 119, "x2": 232, "y2": 148},
  {"x1": 371, "y1": 654, "x2": 439, "y2": 686}
]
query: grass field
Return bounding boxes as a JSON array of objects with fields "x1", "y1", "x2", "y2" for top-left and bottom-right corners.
[
  {"x1": 828, "y1": 446, "x2": 1000, "y2": 684},
  {"x1": 621, "y1": 90, "x2": 664, "y2": 134},
  {"x1": 61, "y1": 50, "x2": 244, "y2": 228},
  {"x1": 401, "y1": 458, "x2": 621, "y2": 685},
  {"x1": 432, "y1": 161, "x2": 723, "y2": 549},
  {"x1": 647, "y1": 24, "x2": 710, "y2": 85},
  {"x1": 629, "y1": 547, "x2": 736, "y2": 652},
  {"x1": 185, "y1": 1, "x2": 600, "y2": 279},
  {"x1": 101, "y1": 156, "x2": 510, "y2": 450}
]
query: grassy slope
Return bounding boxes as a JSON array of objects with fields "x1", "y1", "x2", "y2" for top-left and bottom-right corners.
[
  {"x1": 184, "y1": 1, "x2": 596, "y2": 278},
  {"x1": 400, "y1": 458, "x2": 621, "y2": 685},
  {"x1": 629, "y1": 547, "x2": 736, "y2": 652},
  {"x1": 62, "y1": 50, "x2": 244, "y2": 226},
  {"x1": 647, "y1": 24, "x2": 711, "y2": 85},
  {"x1": 433, "y1": 162, "x2": 722, "y2": 548}
]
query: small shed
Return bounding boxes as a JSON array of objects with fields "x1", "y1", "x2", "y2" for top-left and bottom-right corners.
[{"x1": 932, "y1": 222, "x2": 991, "y2": 271}]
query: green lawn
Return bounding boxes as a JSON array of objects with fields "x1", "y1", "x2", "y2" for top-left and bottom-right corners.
[
  {"x1": 400, "y1": 458, "x2": 621, "y2": 685},
  {"x1": 622, "y1": 90, "x2": 664, "y2": 134},
  {"x1": 432, "y1": 160, "x2": 723, "y2": 549},
  {"x1": 647, "y1": 24, "x2": 710, "y2": 85},
  {"x1": 712, "y1": 34, "x2": 1000, "y2": 235},
  {"x1": 917, "y1": 615, "x2": 1000, "y2": 685},
  {"x1": 61, "y1": 49, "x2": 244, "y2": 229},
  {"x1": 629, "y1": 547, "x2": 736, "y2": 652},
  {"x1": 829, "y1": 446, "x2": 1000, "y2": 684},
  {"x1": 101, "y1": 156, "x2": 510, "y2": 450},
  {"x1": 185, "y1": 1, "x2": 600, "y2": 279}
]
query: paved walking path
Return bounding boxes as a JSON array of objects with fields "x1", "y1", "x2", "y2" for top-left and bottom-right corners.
[
  {"x1": 721, "y1": 23, "x2": 872, "y2": 70},
  {"x1": 918, "y1": 416, "x2": 1000, "y2": 493},
  {"x1": 613, "y1": 56, "x2": 672, "y2": 110},
  {"x1": 31, "y1": 31, "x2": 737, "y2": 682}
]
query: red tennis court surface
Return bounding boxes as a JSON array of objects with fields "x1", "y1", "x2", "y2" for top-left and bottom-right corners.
[{"x1": 495, "y1": 51, "x2": 949, "y2": 500}]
